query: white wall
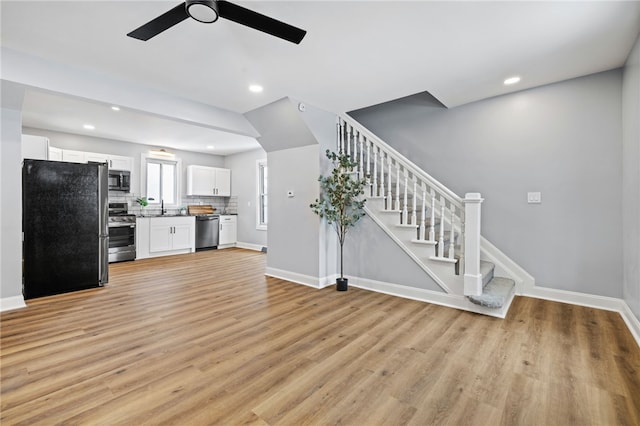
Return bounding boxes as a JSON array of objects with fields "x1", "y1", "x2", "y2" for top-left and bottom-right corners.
[
  {"x1": 622, "y1": 35, "x2": 640, "y2": 321},
  {"x1": 350, "y1": 70, "x2": 623, "y2": 298},
  {"x1": 224, "y1": 148, "x2": 267, "y2": 249}
]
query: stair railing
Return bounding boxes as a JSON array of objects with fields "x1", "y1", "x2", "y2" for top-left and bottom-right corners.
[{"x1": 337, "y1": 115, "x2": 483, "y2": 286}]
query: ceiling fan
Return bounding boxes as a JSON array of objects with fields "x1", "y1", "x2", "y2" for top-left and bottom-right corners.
[{"x1": 127, "y1": 0, "x2": 306, "y2": 44}]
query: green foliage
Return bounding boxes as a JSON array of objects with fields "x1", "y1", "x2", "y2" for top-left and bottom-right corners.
[
  {"x1": 136, "y1": 197, "x2": 149, "y2": 207},
  {"x1": 310, "y1": 150, "x2": 368, "y2": 278}
]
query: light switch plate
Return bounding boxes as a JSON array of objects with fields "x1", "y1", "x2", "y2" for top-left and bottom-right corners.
[{"x1": 527, "y1": 192, "x2": 541, "y2": 204}]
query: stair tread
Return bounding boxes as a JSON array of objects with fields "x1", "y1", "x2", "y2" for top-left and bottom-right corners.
[{"x1": 468, "y1": 277, "x2": 515, "y2": 308}]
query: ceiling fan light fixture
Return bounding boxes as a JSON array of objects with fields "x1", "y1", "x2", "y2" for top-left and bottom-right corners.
[{"x1": 186, "y1": 0, "x2": 219, "y2": 23}]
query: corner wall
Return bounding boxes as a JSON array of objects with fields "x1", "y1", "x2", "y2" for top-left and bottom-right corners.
[
  {"x1": 622, "y1": 34, "x2": 640, "y2": 322},
  {"x1": 224, "y1": 148, "x2": 268, "y2": 249},
  {"x1": 1, "y1": 88, "x2": 26, "y2": 310},
  {"x1": 350, "y1": 70, "x2": 623, "y2": 298},
  {"x1": 267, "y1": 144, "x2": 321, "y2": 280}
]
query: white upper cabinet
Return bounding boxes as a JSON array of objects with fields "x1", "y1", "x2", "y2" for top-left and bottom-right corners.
[
  {"x1": 214, "y1": 168, "x2": 231, "y2": 196},
  {"x1": 84, "y1": 152, "x2": 133, "y2": 171},
  {"x1": 109, "y1": 155, "x2": 133, "y2": 171},
  {"x1": 21, "y1": 135, "x2": 50, "y2": 160},
  {"x1": 48, "y1": 147, "x2": 63, "y2": 161},
  {"x1": 186, "y1": 165, "x2": 231, "y2": 196},
  {"x1": 62, "y1": 149, "x2": 86, "y2": 163},
  {"x1": 55, "y1": 149, "x2": 133, "y2": 171}
]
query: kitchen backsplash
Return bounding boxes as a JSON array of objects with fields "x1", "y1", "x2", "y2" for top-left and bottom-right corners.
[{"x1": 109, "y1": 193, "x2": 238, "y2": 215}]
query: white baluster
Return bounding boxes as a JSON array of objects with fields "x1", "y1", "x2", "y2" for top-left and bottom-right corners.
[
  {"x1": 395, "y1": 165, "x2": 401, "y2": 211},
  {"x1": 372, "y1": 147, "x2": 378, "y2": 197},
  {"x1": 366, "y1": 140, "x2": 371, "y2": 181},
  {"x1": 379, "y1": 152, "x2": 384, "y2": 199},
  {"x1": 346, "y1": 126, "x2": 352, "y2": 158},
  {"x1": 412, "y1": 180, "x2": 417, "y2": 226},
  {"x1": 387, "y1": 160, "x2": 392, "y2": 210},
  {"x1": 429, "y1": 195, "x2": 436, "y2": 241},
  {"x1": 439, "y1": 204, "x2": 446, "y2": 257},
  {"x1": 402, "y1": 172, "x2": 408, "y2": 224},
  {"x1": 448, "y1": 208, "x2": 456, "y2": 259},
  {"x1": 336, "y1": 117, "x2": 341, "y2": 152},
  {"x1": 359, "y1": 135, "x2": 364, "y2": 177},
  {"x1": 420, "y1": 185, "x2": 426, "y2": 240},
  {"x1": 339, "y1": 118, "x2": 345, "y2": 153}
]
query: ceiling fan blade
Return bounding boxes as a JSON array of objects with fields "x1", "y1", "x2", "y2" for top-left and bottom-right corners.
[
  {"x1": 218, "y1": 1, "x2": 306, "y2": 44},
  {"x1": 127, "y1": 3, "x2": 190, "y2": 41}
]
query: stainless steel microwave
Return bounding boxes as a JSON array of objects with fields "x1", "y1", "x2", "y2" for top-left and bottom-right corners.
[{"x1": 108, "y1": 170, "x2": 130, "y2": 192}]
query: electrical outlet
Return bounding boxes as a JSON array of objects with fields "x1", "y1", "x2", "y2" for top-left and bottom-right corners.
[{"x1": 527, "y1": 192, "x2": 541, "y2": 204}]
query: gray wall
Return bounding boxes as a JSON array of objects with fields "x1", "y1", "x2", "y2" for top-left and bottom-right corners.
[
  {"x1": 268, "y1": 144, "x2": 321, "y2": 277},
  {"x1": 296, "y1": 101, "x2": 340, "y2": 281},
  {"x1": 1, "y1": 106, "x2": 23, "y2": 303},
  {"x1": 350, "y1": 70, "x2": 623, "y2": 298},
  {"x1": 22, "y1": 127, "x2": 225, "y2": 203},
  {"x1": 622, "y1": 35, "x2": 640, "y2": 321},
  {"x1": 245, "y1": 97, "x2": 323, "y2": 279},
  {"x1": 345, "y1": 215, "x2": 443, "y2": 292},
  {"x1": 224, "y1": 148, "x2": 268, "y2": 248},
  {"x1": 245, "y1": 98, "x2": 317, "y2": 153}
]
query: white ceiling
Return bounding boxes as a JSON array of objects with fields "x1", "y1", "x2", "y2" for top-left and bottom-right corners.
[
  {"x1": 21, "y1": 90, "x2": 261, "y2": 156},
  {"x1": 2, "y1": 1, "x2": 640, "y2": 155}
]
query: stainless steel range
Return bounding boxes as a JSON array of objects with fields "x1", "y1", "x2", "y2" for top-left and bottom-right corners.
[{"x1": 108, "y1": 203, "x2": 136, "y2": 263}]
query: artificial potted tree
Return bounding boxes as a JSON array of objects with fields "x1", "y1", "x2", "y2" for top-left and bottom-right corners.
[{"x1": 310, "y1": 149, "x2": 368, "y2": 291}]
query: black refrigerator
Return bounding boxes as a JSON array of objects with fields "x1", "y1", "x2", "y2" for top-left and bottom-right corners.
[{"x1": 22, "y1": 159, "x2": 109, "y2": 299}]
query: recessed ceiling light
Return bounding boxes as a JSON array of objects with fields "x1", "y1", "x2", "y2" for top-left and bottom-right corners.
[
  {"x1": 206, "y1": 145, "x2": 215, "y2": 150},
  {"x1": 504, "y1": 76, "x2": 521, "y2": 85},
  {"x1": 83, "y1": 124, "x2": 95, "y2": 130},
  {"x1": 249, "y1": 84, "x2": 263, "y2": 93},
  {"x1": 111, "y1": 106, "x2": 120, "y2": 111}
]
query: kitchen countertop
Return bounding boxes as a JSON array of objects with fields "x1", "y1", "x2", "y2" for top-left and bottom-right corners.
[{"x1": 137, "y1": 213, "x2": 238, "y2": 218}]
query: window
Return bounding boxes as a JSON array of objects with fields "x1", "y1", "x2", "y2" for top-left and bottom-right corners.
[
  {"x1": 142, "y1": 154, "x2": 180, "y2": 206},
  {"x1": 257, "y1": 159, "x2": 267, "y2": 230}
]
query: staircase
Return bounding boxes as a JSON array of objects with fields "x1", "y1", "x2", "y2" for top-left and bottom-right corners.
[{"x1": 337, "y1": 115, "x2": 526, "y2": 318}]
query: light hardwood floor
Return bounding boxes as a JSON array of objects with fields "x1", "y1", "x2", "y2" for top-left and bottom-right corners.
[{"x1": 2, "y1": 248, "x2": 639, "y2": 425}]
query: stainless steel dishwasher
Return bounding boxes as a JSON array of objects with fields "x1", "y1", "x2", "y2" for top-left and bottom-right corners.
[{"x1": 195, "y1": 215, "x2": 219, "y2": 250}]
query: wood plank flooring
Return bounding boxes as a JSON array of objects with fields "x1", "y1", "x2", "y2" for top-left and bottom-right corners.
[{"x1": 2, "y1": 248, "x2": 639, "y2": 425}]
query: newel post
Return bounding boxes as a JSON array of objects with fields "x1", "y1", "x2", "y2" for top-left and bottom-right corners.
[{"x1": 463, "y1": 193, "x2": 484, "y2": 296}]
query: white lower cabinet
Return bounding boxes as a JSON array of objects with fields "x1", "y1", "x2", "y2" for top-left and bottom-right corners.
[
  {"x1": 136, "y1": 216, "x2": 195, "y2": 259},
  {"x1": 218, "y1": 215, "x2": 237, "y2": 248}
]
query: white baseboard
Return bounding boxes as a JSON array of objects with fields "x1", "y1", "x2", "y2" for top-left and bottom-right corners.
[
  {"x1": 265, "y1": 267, "x2": 324, "y2": 289},
  {"x1": 236, "y1": 242, "x2": 265, "y2": 252},
  {"x1": 0, "y1": 295, "x2": 26, "y2": 312},
  {"x1": 620, "y1": 303, "x2": 640, "y2": 348},
  {"x1": 524, "y1": 284, "x2": 640, "y2": 347},
  {"x1": 263, "y1": 267, "x2": 640, "y2": 345},
  {"x1": 349, "y1": 276, "x2": 512, "y2": 318},
  {"x1": 524, "y1": 284, "x2": 625, "y2": 312}
]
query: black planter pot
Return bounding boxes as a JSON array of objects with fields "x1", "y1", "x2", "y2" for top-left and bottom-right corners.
[{"x1": 336, "y1": 278, "x2": 348, "y2": 291}]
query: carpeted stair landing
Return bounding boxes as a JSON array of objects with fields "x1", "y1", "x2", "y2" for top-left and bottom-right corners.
[{"x1": 468, "y1": 261, "x2": 515, "y2": 309}]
